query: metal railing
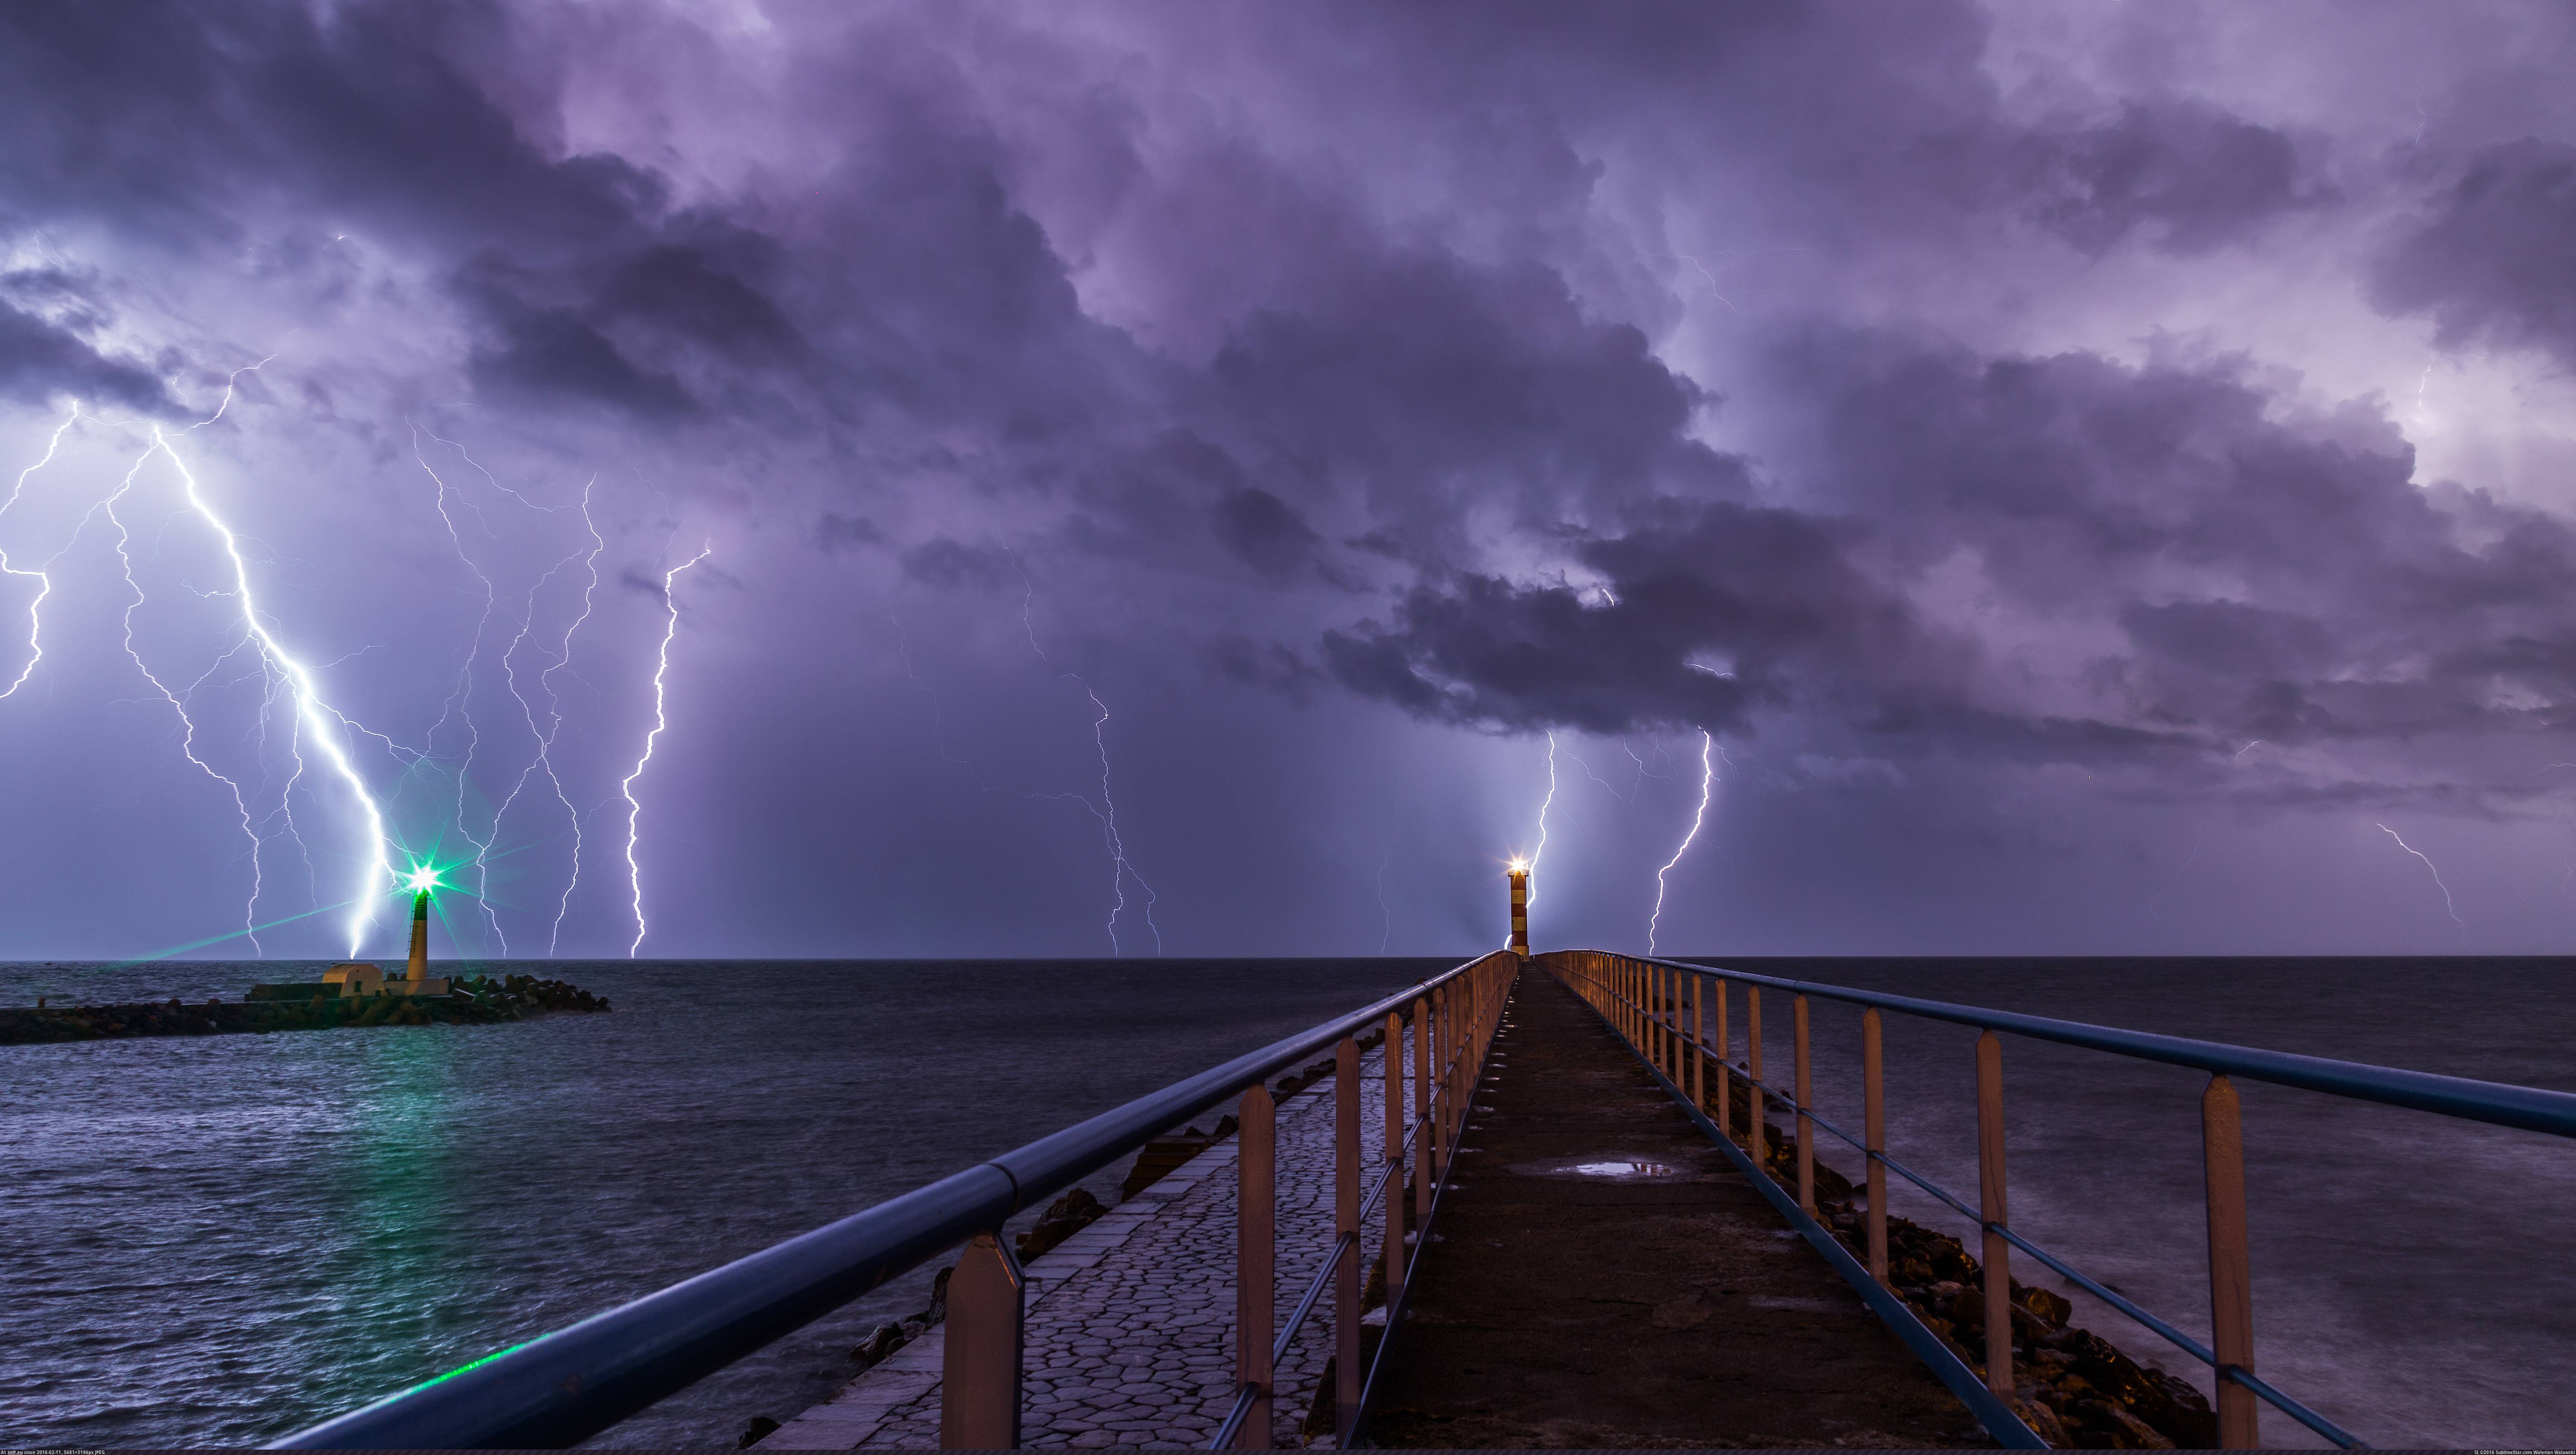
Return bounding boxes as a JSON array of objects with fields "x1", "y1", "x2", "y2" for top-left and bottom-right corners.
[
  {"x1": 1546, "y1": 950, "x2": 2576, "y2": 1450},
  {"x1": 1210, "y1": 947, "x2": 1513, "y2": 1448},
  {"x1": 282, "y1": 950, "x2": 1519, "y2": 1450}
]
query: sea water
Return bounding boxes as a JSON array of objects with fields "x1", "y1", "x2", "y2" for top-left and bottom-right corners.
[{"x1": 4, "y1": 957, "x2": 2571, "y2": 1448}]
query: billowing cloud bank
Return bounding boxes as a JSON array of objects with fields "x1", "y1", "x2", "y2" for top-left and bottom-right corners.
[{"x1": 3, "y1": 0, "x2": 2575, "y2": 957}]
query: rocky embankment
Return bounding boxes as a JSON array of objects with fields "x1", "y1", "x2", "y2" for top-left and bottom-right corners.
[
  {"x1": 0, "y1": 973, "x2": 610, "y2": 1045},
  {"x1": 1716, "y1": 1074, "x2": 2217, "y2": 1449}
]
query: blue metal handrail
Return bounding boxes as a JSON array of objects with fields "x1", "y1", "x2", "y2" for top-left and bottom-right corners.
[
  {"x1": 1567, "y1": 950, "x2": 2576, "y2": 1450},
  {"x1": 1719, "y1": 1055, "x2": 2362, "y2": 1446},
  {"x1": 282, "y1": 952, "x2": 1513, "y2": 1450},
  {"x1": 1634, "y1": 954, "x2": 2576, "y2": 1139}
]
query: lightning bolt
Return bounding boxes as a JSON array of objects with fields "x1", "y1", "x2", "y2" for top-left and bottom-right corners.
[
  {"x1": 411, "y1": 425, "x2": 507, "y2": 947},
  {"x1": 147, "y1": 379, "x2": 395, "y2": 956},
  {"x1": 1673, "y1": 253, "x2": 1742, "y2": 313},
  {"x1": 0, "y1": 405, "x2": 83, "y2": 698},
  {"x1": 99, "y1": 437, "x2": 268, "y2": 947},
  {"x1": 413, "y1": 429, "x2": 600, "y2": 956},
  {"x1": 1647, "y1": 731, "x2": 1715, "y2": 954},
  {"x1": 1563, "y1": 743, "x2": 1630, "y2": 802},
  {"x1": 1623, "y1": 738, "x2": 1665, "y2": 799},
  {"x1": 621, "y1": 545, "x2": 710, "y2": 957},
  {"x1": 1526, "y1": 730, "x2": 1558, "y2": 911},
  {"x1": 2375, "y1": 822, "x2": 2465, "y2": 933},
  {"x1": 543, "y1": 483, "x2": 606, "y2": 956},
  {"x1": 1015, "y1": 566, "x2": 1161, "y2": 956},
  {"x1": 2146, "y1": 821, "x2": 2204, "y2": 921}
]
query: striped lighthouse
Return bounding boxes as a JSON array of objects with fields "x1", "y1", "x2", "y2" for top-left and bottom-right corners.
[{"x1": 1507, "y1": 860, "x2": 1529, "y2": 955}]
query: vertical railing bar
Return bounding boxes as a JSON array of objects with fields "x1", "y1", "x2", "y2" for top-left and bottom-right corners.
[
  {"x1": 1794, "y1": 993, "x2": 1816, "y2": 1216},
  {"x1": 1429, "y1": 986, "x2": 1447, "y2": 1183},
  {"x1": 1975, "y1": 1030, "x2": 2012, "y2": 1403},
  {"x1": 1334, "y1": 1037, "x2": 1361, "y2": 1445},
  {"x1": 1411, "y1": 997, "x2": 1431, "y2": 1224},
  {"x1": 2205, "y1": 1074, "x2": 2259, "y2": 1449},
  {"x1": 1383, "y1": 1011, "x2": 1406, "y2": 1320},
  {"x1": 1747, "y1": 986, "x2": 1766, "y2": 1171},
  {"x1": 1690, "y1": 973, "x2": 1704, "y2": 1118},
  {"x1": 1232, "y1": 1081, "x2": 1276, "y2": 1448},
  {"x1": 1863, "y1": 1007, "x2": 1888, "y2": 1285},
  {"x1": 1714, "y1": 977, "x2": 1732, "y2": 1145},
  {"x1": 937, "y1": 1231, "x2": 1024, "y2": 1449}
]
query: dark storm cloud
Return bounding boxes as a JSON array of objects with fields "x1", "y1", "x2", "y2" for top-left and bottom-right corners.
[
  {"x1": 1203, "y1": 255, "x2": 1705, "y2": 521},
  {"x1": 1262, "y1": 0, "x2": 2327, "y2": 272},
  {"x1": 457, "y1": 264, "x2": 698, "y2": 419},
  {"x1": 901, "y1": 537, "x2": 1020, "y2": 591},
  {"x1": 0, "y1": 2, "x2": 657, "y2": 253},
  {"x1": 2371, "y1": 138, "x2": 2576, "y2": 370},
  {"x1": 2026, "y1": 102, "x2": 2328, "y2": 256},
  {"x1": 0, "y1": 298, "x2": 176, "y2": 414},
  {"x1": 1322, "y1": 498, "x2": 1909, "y2": 736},
  {"x1": 1325, "y1": 321, "x2": 2576, "y2": 779}
]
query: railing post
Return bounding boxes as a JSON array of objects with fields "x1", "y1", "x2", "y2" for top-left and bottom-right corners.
[
  {"x1": 1649, "y1": 962, "x2": 1662, "y2": 1071},
  {"x1": 1384, "y1": 1011, "x2": 1406, "y2": 1313},
  {"x1": 1689, "y1": 973, "x2": 1704, "y2": 1115},
  {"x1": 1446, "y1": 985, "x2": 1462, "y2": 1152},
  {"x1": 2204, "y1": 1074, "x2": 2259, "y2": 1448},
  {"x1": 1412, "y1": 999, "x2": 1431, "y2": 1222},
  {"x1": 1975, "y1": 1030, "x2": 2011, "y2": 1402},
  {"x1": 1335, "y1": 1036, "x2": 1361, "y2": 1445},
  {"x1": 1669, "y1": 963, "x2": 1690, "y2": 1076},
  {"x1": 1657, "y1": 964, "x2": 1670, "y2": 1076},
  {"x1": 1234, "y1": 1082, "x2": 1276, "y2": 1448},
  {"x1": 1746, "y1": 987, "x2": 1765, "y2": 1169},
  {"x1": 939, "y1": 1231, "x2": 1024, "y2": 1450},
  {"x1": 1430, "y1": 987, "x2": 1448, "y2": 1179},
  {"x1": 1643, "y1": 962, "x2": 1656, "y2": 1065},
  {"x1": 1712, "y1": 978, "x2": 1731, "y2": 1143},
  {"x1": 1863, "y1": 1008, "x2": 1888, "y2": 1284},
  {"x1": 1793, "y1": 993, "x2": 1815, "y2": 1216}
]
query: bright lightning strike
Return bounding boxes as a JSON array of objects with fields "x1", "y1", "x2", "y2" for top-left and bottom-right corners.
[
  {"x1": 544, "y1": 483, "x2": 606, "y2": 956},
  {"x1": 1015, "y1": 564, "x2": 1161, "y2": 956},
  {"x1": 154, "y1": 415, "x2": 395, "y2": 956},
  {"x1": 411, "y1": 424, "x2": 508, "y2": 947},
  {"x1": 0, "y1": 405, "x2": 82, "y2": 698},
  {"x1": 1526, "y1": 731, "x2": 1558, "y2": 911},
  {"x1": 1647, "y1": 732, "x2": 1714, "y2": 954},
  {"x1": 622, "y1": 545, "x2": 710, "y2": 957},
  {"x1": 2375, "y1": 822, "x2": 2465, "y2": 933},
  {"x1": 1562, "y1": 743, "x2": 1629, "y2": 802}
]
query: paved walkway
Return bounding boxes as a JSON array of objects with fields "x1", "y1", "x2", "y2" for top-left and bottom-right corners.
[
  {"x1": 1363, "y1": 967, "x2": 1990, "y2": 1449},
  {"x1": 765, "y1": 1048, "x2": 1392, "y2": 1449}
]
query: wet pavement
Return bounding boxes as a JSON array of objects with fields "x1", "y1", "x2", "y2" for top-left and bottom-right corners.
[{"x1": 1362, "y1": 967, "x2": 1990, "y2": 1449}]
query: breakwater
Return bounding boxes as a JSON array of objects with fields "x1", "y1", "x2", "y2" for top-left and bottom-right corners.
[
  {"x1": 1721, "y1": 1072, "x2": 2219, "y2": 1448},
  {"x1": 0, "y1": 972, "x2": 609, "y2": 1045}
]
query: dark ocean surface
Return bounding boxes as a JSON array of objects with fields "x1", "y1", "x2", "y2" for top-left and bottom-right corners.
[{"x1": 5, "y1": 956, "x2": 2571, "y2": 1450}]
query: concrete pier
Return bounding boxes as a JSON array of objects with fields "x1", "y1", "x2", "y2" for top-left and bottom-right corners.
[
  {"x1": 1363, "y1": 967, "x2": 1990, "y2": 1448},
  {"x1": 764, "y1": 1047, "x2": 1393, "y2": 1449}
]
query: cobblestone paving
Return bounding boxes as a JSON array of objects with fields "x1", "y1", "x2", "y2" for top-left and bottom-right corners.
[{"x1": 765, "y1": 1048, "x2": 1395, "y2": 1450}]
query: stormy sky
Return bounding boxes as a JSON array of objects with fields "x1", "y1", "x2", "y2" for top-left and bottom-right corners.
[{"x1": 5, "y1": 0, "x2": 2576, "y2": 961}]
